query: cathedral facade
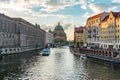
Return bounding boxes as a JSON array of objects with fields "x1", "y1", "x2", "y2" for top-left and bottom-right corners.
[{"x1": 53, "y1": 22, "x2": 67, "y2": 44}]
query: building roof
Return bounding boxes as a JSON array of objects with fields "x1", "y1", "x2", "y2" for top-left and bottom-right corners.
[
  {"x1": 87, "y1": 13, "x2": 102, "y2": 21},
  {"x1": 87, "y1": 12, "x2": 109, "y2": 21},
  {"x1": 112, "y1": 11, "x2": 120, "y2": 18},
  {"x1": 54, "y1": 22, "x2": 64, "y2": 31},
  {"x1": 75, "y1": 26, "x2": 84, "y2": 33},
  {"x1": 0, "y1": 13, "x2": 14, "y2": 20},
  {"x1": 102, "y1": 15, "x2": 109, "y2": 22},
  {"x1": 101, "y1": 11, "x2": 120, "y2": 22},
  {"x1": 13, "y1": 18, "x2": 35, "y2": 27}
]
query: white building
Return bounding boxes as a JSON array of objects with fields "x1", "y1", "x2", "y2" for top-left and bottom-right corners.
[
  {"x1": 45, "y1": 32, "x2": 54, "y2": 46},
  {"x1": 0, "y1": 13, "x2": 19, "y2": 47},
  {"x1": 85, "y1": 12, "x2": 108, "y2": 48},
  {"x1": 0, "y1": 13, "x2": 46, "y2": 54}
]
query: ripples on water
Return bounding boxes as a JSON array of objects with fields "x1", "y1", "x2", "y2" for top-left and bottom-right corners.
[{"x1": 0, "y1": 46, "x2": 120, "y2": 80}]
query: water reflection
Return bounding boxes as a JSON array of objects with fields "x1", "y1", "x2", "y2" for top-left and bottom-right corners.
[{"x1": 0, "y1": 47, "x2": 120, "y2": 80}]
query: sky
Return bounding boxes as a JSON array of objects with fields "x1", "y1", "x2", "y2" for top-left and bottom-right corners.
[{"x1": 0, "y1": 0, "x2": 120, "y2": 40}]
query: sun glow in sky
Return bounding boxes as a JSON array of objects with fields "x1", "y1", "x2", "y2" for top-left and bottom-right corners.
[{"x1": 0, "y1": 0, "x2": 120, "y2": 40}]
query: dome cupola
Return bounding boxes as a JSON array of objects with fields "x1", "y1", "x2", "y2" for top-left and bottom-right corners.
[{"x1": 54, "y1": 22, "x2": 64, "y2": 31}]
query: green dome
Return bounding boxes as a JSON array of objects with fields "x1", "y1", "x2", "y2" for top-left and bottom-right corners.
[{"x1": 54, "y1": 22, "x2": 64, "y2": 31}]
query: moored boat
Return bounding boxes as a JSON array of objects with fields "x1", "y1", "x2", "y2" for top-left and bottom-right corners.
[{"x1": 41, "y1": 48, "x2": 50, "y2": 56}]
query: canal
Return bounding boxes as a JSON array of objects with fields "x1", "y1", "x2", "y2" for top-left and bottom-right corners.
[{"x1": 0, "y1": 46, "x2": 120, "y2": 80}]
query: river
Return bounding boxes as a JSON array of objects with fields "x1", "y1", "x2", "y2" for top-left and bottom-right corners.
[{"x1": 0, "y1": 46, "x2": 120, "y2": 80}]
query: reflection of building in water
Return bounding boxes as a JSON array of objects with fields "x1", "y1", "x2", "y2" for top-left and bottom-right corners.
[{"x1": 53, "y1": 22, "x2": 67, "y2": 44}]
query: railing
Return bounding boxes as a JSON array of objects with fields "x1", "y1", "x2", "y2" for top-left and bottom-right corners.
[{"x1": 69, "y1": 46, "x2": 120, "y2": 63}]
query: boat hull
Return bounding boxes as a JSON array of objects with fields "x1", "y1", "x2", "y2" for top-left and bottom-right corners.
[
  {"x1": 70, "y1": 47, "x2": 120, "y2": 64},
  {"x1": 86, "y1": 54, "x2": 120, "y2": 64},
  {"x1": 0, "y1": 47, "x2": 42, "y2": 55},
  {"x1": 41, "y1": 48, "x2": 50, "y2": 56}
]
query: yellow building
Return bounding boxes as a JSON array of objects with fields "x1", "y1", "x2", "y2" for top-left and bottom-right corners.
[
  {"x1": 74, "y1": 27, "x2": 86, "y2": 47},
  {"x1": 100, "y1": 11, "x2": 120, "y2": 49},
  {"x1": 100, "y1": 15, "x2": 108, "y2": 49},
  {"x1": 115, "y1": 13, "x2": 120, "y2": 49}
]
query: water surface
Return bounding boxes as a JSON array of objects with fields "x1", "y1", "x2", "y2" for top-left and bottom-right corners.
[{"x1": 0, "y1": 46, "x2": 120, "y2": 80}]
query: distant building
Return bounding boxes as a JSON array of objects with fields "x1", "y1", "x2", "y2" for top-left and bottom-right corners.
[
  {"x1": 53, "y1": 22, "x2": 67, "y2": 44},
  {"x1": 0, "y1": 13, "x2": 46, "y2": 54},
  {"x1": 45, "y1": 31, "x2": 54, "y2": 46},
  {"x1": 74, "y1": 26, "x2": 86, "y2": 47},
  {"x1": 14, "y1": 18, "x2": 46, "y2": 48}
]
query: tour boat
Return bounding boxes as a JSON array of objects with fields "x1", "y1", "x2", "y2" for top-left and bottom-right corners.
[{"x1": 41, "y1": 48, "x2": 50, "y2": 56}]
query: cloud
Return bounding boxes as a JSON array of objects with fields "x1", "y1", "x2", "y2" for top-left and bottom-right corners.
[
  {"x1": 60, "y1": 21, "x2": 74, "y2": 40},
  {"x1": 63, "y1": 22, "x2": 74, "y2": 30},
  {"x1": 79, "y1": 0, "x2": 95, "y2": 10},
  {"x1": 40, "y1": 21, "x2": 75, "y2": 40},
  {"x1": 89, "y1": 2, "x2": 118, "y2": 13},
  {"x1": 41, "y1": 0, "x2": 79, "y2": 12},
  {"x1": 0, "y1": 0, "x2": 30, "y2": 11},
  {"x1": 40, "y1": 24, "x2": 51, "y2": 31},
  {"x1": 79, "y1": 0, "x2": 87, "y2": 9},
  {"x1": 32, "y1": 13, "x2": 71, "y2": 19},
  {"x1": 112, "y1": 0, "x2": 120, "y2": 3},
  {"x1": 82, "y1": 12, "x2": 91, "y2": 18}
]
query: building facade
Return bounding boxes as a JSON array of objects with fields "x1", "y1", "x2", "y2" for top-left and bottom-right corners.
[
  {"x1": 45, "y1": 31, "x2": 54, "y2": 46},
  {"x1": 100, "y1": 11, "x2": 120, "y2": 49},
  {"x1": 100, "y1": 15, "x2": 108, "y2": 49},
  {"x1": 0, "y1": 14, "x2": 20, "y2": 47},
  {"x1": 86, "y1": 12, "x2": 108, "y2": 48},
  {"x1": 74, "y1": 27, "x2": 86, "y2": 47},
  {"x1": 13, "y1": 18, "x2": 46, "y2": 48},
  {"x1": 53, "y1": 22, "x2": 67, "y2": 44},
  {"x1": 0, "y1": 13, "x2": 46, "y2": 54}
]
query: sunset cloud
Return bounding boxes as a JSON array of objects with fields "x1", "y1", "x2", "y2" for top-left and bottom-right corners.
[{"x1": 0, "y1": 0, "x2": 120, "y2": 40}]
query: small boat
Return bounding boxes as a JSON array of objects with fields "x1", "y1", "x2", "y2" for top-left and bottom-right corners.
[
  {"x1": 41, "y1": 48, "x2": 50, "y2": 56},
  {"x1": 80, "y1": 54, "x2": 86, "y2": 60}
]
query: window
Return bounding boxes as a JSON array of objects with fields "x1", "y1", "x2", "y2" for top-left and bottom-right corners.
[
  {"x1": 10, "y1": 49, "x2": 12, "y2": 51},
  {"x1": 5, "y1": 49, "x2": 7, "y2": 52}
]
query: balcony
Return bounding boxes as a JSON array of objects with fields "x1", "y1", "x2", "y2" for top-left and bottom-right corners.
[
  {"x1": 93, "y1": 35, "x2": 96, "y2": 37},
  {"x1": 87, "y1": 30, "x2": 91, "y2": 33},
  {"x1": 87, "y1": 35, "x2": 91, "y2": 38},
  {"x1": 93, "y1": 29, "x2": 96, "y2": 32}
]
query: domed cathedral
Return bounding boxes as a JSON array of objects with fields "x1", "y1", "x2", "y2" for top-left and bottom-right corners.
[{"x1": 53, "y1": 22, "x2": 67, "y2": 44}]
